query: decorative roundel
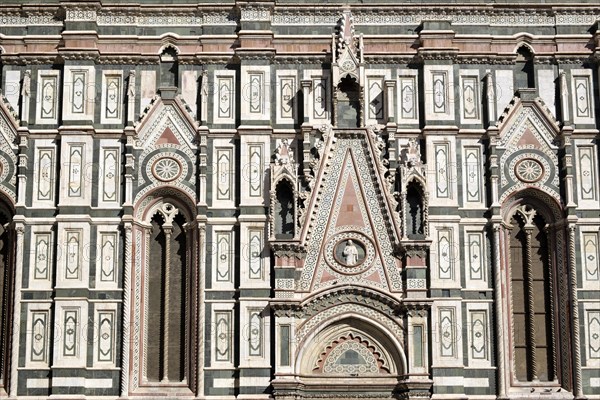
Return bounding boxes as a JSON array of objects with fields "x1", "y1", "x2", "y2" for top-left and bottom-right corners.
[
  {"x1": 152, "y1": 157, "x2": 182, "y2": 182},
  {"x1": 341, "y1": 60, "x2": 355, "y2": 72},
  {"x1": 514, "y1": 158, "x2": 544, "y2": 183},
  {"x1": 324, "y1": 231, "x2": 375, "y2": 275}
]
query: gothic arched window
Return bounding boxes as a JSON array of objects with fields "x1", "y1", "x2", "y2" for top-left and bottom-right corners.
[
  {"x1": 147, "y1": 206, "x2": 187, "y2": 383},
  {"x1": 508, "y1": 204, "x2": 556, "y2": 383},
  {"x1": 128, "y1": 196, "x2": 198, "y2": 396}
]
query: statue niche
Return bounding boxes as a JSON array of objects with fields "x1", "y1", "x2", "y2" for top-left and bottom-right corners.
[{"x1": 336, "y1": 75, "x2": 361, "y2": 128}]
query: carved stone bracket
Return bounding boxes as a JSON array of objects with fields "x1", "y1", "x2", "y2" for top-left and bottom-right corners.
[
  {"x1": 400, "y1": 241, "x2": 431, "y2": 259},
  {"x1": 270, "y1": 242, "x2": 306, "y2": 259}
]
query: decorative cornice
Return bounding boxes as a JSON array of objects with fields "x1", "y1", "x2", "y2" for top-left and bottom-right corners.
[
  {"x1": 195, "y1": 55, "x2": 236, "y2": 65},
  {"x1": 98, "y1": 56, "x2": 160, "y2": 65},
  {"x1": 274, "y1": 55, "x2": 329, "y2": 64},
  {"x1": 0, "y1": 5, "x2": 600, "y2": 28},
  {"x1": 364, "y1": 55, "x2": 416, "y2": 65}
]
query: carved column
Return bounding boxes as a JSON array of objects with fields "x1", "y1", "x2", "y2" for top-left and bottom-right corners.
[
  {"x1": 124, "y1": 134, "x2": 135, "y2": 206},
  {"x1": 384, "y1": 80, "x2": 396, "y2": 124},
  {"x1": 301, "y1": 80, "x2": 311, "y2": 125},
  {"x1": 568, "y1": 223, "x2": 584, "y2": 398},
  {"x1": 16, "y1": 133, "x2": 28, "y2": 207},
  {"x1": 9, "y1": 225, "x2": 24, "y2": 398},
  {"x1": 196, "y1": 223, "x2": 206, "y2": 397},
  {"x1": 545, "y1": 226, "x2": 557, "y2": 381},
  {"x1": 358, "y1": 86, "x2": 365, "y2": 127},
  {"x1": 400, "y1": 191, "x2": 407, "y2": 240},
  {"x1": 120, "y1": 222, "x2": 133, "y2": 397},
  {"x1": 492, "y1": 223, "x2": 507, "y2": 398},
  {"x1": 162, "y1": 224, "x2": 172, "y2": 382},
  {"x1": 523, "y1": 223, "x2": 538, "y2": 381},
  {"x1": 332, "y1": 88, "x2": 338, "y2": 127}
]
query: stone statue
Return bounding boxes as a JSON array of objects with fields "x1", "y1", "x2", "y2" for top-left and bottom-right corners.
[
  {"x1": 405, "y1": 138, "x2": 422, "y2": 167},
  {"x1": 22, "y1": 70, "x2": 31, "y2": 97},
  {"x1": 275, "y1": 139, "x2": 294, "y2": 165},
  {"x1": 342, "y1": 239, "x2": 359, "y2": 266},
  {"x1": 127, "y1": 70, "x2": 136, "y2": 99}
]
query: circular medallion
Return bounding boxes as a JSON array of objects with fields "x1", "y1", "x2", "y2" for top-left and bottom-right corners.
[
  {"x1": 514, "y1": 158, "x2": 544, "y2": 183},
  {"x1": 152, "y1": 157, "x2": 182, "y2": 182},
  {"x1": 341, "y1": 60, "x2": 355, "y2": 72},
  {"x1": 325, "y1": 232, "x2": 375, "y2": 275}
]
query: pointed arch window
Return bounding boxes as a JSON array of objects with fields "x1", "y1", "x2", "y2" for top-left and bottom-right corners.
[
  {"x1": 507, "y1": 202, "x2": 560, "y2": 385},
  {"x1": 128, "y1": 196, "x2": 199, "y2": 395},
  {"x1": 147, "y1": 204, "x2": 187, "y2": 383}
]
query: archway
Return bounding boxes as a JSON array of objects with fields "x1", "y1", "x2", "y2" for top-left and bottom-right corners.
[{"x1": 293, "y1": 315, "x2": 406, "y2": 399}]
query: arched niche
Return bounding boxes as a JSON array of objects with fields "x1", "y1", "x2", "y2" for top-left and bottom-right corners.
[
  {"x1": 336, "y1": 75, "x2": 361, "y2": 128},
  {"x1": 406, "y1": 180, "x2": 426, "y2": 239},
  {"x1": 159, "y1": 45, "x2": 179, "y2": 88},
  {"x1": 515, "y1": 44, "x2": 535, "y2": 89},
  {"x1": 274, "y1": 179, "x2": 295, "y2": 239}
]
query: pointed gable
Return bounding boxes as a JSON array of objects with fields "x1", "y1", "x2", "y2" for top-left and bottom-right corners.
[
  {"x1": 299, "y1": 129, "x2": 402, "y2": 293},
  {"x1": 134, "y1": 95, "x2": 198, "y2": 157},
  {"x1": 132, "y1": 95, "x2": 198, "y2": 206},
  {"x1": 495, "y1": 96, "x2": 561, "y2": 204},
  {"x1": 0, "y1": 97, "x2": 19, "y2": 202}
]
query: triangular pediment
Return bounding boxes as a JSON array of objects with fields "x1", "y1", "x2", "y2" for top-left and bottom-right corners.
[
  {"x1": 496, "y1": 96, "x2": 559, "y2": 149},
  {"x1": 132, "y1": 95, "x2": 198, "y2": 205},
  {"x1": 299, "y1": 130, "x2": 402, "y2": 293},
  {"x1": 496, "y1": 96, "x2": 561, "y2": 204}
]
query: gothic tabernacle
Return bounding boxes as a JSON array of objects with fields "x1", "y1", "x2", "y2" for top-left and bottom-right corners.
[{"x1": 0, "y1": 1, "x2": 599, "y2": 399}]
